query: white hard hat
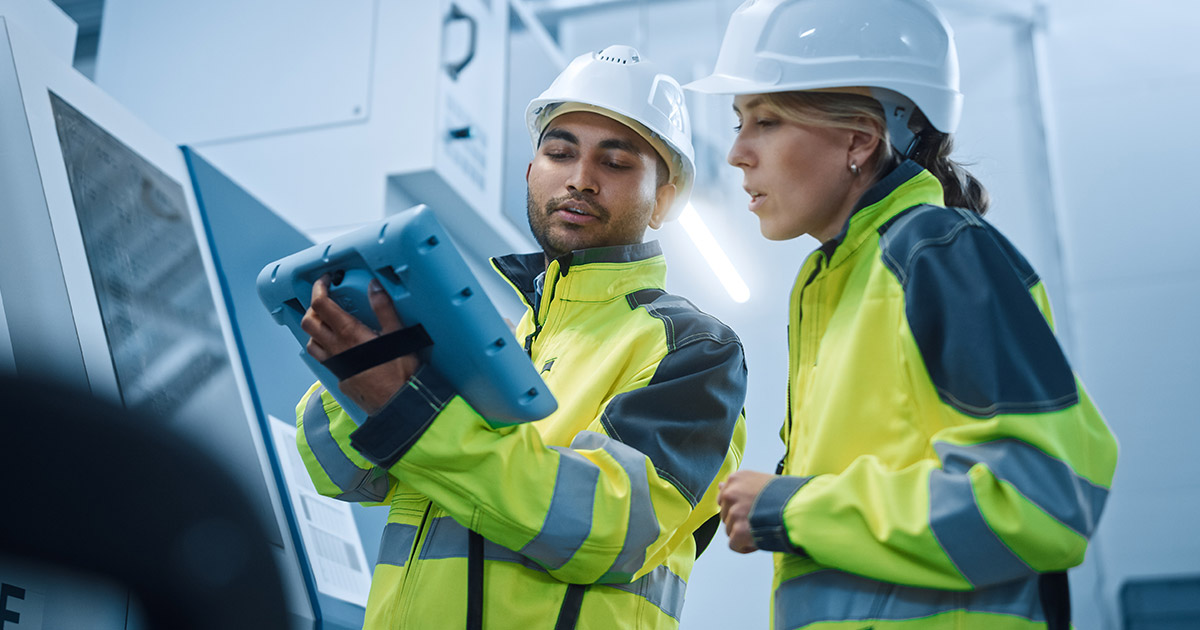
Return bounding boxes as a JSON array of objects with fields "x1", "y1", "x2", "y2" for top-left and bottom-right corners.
[
  {"x1": 685, "y1": 0, "x2": 963, "y2": 153},
  {"x1": 527, "y1": 45, "x2": 695, "y2": 221}
]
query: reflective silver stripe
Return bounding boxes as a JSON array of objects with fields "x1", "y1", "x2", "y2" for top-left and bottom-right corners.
[
  {"x1": 302, "y1": 386, "x2": 388, "y2": 502},
  {"x1": 519, "y1": 447, "x2": 599, "y2": 569},
  {"x1": 420, "y1": 516, "x2": 686, "y2": 620},
  {"x1": 929, "y1": 468, "x2": 1033, "y2": 586},
  {"x1": 571, "y1": 431, "x2": 660, "y2": 582},
  {"x1": 602, "y1": 565, "x2": 686, "y2": 621},
  {"x1": 417, "y1": 515, "x2": 470, "y2": 560},
  {"x1": 336, "y1": 474, "x2": 391, "y2": 503},
  {"x1": 934, "y1": 440, "x2": 1109, "y2": 537},
  {"x1": 376, "y1": 523, "x2": 419, "y2": 567},
  {"x1": 774, "y1": 570, "x2": 1044, "y2": 630},
  {"x1": 420, "y1": 516, "x2": 544, "y2": 572}
]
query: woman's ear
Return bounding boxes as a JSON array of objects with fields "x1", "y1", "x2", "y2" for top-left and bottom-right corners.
[
  {"x1": 847, "y1": 125, "x2": 882, "y2": 172},
  {"x1": 648, "y1": 183, "x2": 677, "y2": 230}
]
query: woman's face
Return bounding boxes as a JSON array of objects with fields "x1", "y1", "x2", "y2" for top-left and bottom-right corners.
[{"x1": 727, "y1": 94, "x2": 858, "y2": 242}]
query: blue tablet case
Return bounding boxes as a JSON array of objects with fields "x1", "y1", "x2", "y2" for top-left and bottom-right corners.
[{"x1": 256, "y1": 205, "x2": 556, "y2": 426}]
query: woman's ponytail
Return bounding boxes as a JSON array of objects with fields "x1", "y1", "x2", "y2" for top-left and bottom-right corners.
[{"x1": 907, "y1": 115, "x2": 990, "y2": 216}]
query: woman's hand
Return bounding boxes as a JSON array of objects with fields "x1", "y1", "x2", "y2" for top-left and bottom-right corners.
[
  {"x1": 301, "y1": 275, "x2": 420, "y2": 415},
  {"x1": 718, "y1": 470, "x2": 776, "y2": 554}
]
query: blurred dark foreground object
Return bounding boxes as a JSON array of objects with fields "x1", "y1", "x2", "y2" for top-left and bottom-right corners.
[{"x1": 0, "y1": 374, "x2": 289, "y2": 630}]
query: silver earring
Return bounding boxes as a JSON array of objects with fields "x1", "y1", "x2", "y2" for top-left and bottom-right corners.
[{"x1": 849, "y1": 163, "x2": 860, "y2": 175}]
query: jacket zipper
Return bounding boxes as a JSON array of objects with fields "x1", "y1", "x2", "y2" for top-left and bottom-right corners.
[
  {"x1": 523, "y1": 268, "x2": 562, "y2": 357},
  {"x1": 410, "y1": 502, "x2": 433, "y2": 566},
  {"x1": 396, "y1": 501, "x2": 435, "y2": 624},
  {"x1": 523, "y1": 324, "x2": 543, "y2": 356},
  {"x1": 781, "y1": 254, "x2": 826, "y2": 474}
]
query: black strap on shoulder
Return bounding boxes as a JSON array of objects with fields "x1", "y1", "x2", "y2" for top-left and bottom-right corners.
[
  {"x1": 466, "y1": 530, "x2": 484, "y2": 630},
  {"x1": 321, "y1": 324, "x2": 433, "y2": 380},
  {"x1": 1039, "y1": 571, "x2": 1071, "y2": 630},
  {"x1": 553, "y1": 584, "x2": 588, "y2": 630}
]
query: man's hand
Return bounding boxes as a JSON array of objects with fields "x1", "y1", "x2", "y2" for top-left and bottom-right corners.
[
  {"x1": 300, "y1": 275, "x2": 420, "y2": 415},
  {"x1": 717, "y1": 470, "x2": 775, "y2": 554}
]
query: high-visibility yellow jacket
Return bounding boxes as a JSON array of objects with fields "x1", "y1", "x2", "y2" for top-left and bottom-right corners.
[
  {"x1": 747, "y1": 162, "x2": 1118, "y2": 630},
  {"x1": 297, "y1": 242, "x2": 747, "y2": 629}
]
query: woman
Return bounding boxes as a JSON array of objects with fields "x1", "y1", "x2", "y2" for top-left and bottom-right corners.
[{"x1": 685, "y1": 1, "x2": 1118, "y2": 629}]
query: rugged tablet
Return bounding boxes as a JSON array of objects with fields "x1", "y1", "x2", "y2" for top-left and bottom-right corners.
[{"x1": 257, "y1": 205, "x2": 555, "y2": 426}]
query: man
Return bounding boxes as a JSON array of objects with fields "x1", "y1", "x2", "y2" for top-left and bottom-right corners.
[{"x1": 296, "y1": 45, "x2": 747, "y2": 630}]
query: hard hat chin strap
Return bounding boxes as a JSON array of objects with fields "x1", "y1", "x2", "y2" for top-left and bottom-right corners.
[
  {"x1": 899, "y1": 132, "x2": 922, "y2": 160},
  {"x1": 869, "y1": 88, "x2": 919, "y2": 159}
]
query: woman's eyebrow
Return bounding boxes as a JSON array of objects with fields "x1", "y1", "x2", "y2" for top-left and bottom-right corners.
[{"x1": 732, "y1": 96, "x2": 765, "y2": 115}]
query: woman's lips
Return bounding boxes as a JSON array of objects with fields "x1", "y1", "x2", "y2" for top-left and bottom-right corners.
[{"x1": 747, "y1": 191, "x2": 765, "y2": 213}]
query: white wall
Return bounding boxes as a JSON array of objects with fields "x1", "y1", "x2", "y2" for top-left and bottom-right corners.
[{"x1": 1045, "y1": 1, "x2": 1200, "y2": 627}]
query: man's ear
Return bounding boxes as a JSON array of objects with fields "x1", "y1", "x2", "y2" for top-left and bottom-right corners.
[
  {"x1": 648, "y1": 183, "x2": 677, "y2": 230},
  {"x1": 525, "y1": 161, "x2": 533, "y2": 183}
]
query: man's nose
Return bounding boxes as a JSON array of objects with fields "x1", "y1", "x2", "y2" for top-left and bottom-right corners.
[{"x1": 565, "y1": 160, "x2": 599, "y2": 194}]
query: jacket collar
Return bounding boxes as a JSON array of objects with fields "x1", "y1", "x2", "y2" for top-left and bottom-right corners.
[
  {"x1": 493, "y1": 241, "x2": 666, "y2": 308},
  {"x1": 821, "y1": 160, "x2": 945, "y2": 268}
]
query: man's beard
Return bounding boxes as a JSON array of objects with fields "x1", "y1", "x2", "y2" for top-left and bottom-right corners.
[{"x1": 526, "y1": 190, "x2": 610, "y2": 261}]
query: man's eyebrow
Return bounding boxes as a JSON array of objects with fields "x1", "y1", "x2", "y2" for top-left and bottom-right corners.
[
  {"x1": 541, "y1": 127, "x2": 578, "y2": 145},
  {"x1": 598, "y1": 138, "x2": 644, "y2": 155},
  {"x1": 542, "y1": 128, "x2": 645, "y2": 156}
]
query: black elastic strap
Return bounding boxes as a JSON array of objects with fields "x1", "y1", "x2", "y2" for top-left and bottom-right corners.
[
  {"x1": 321, "y1": 324, "x2": 433, "y2": 380},
  {"x1": 467, "y1": 530, "x2": 484, "y2": 630},
  {"x1": 553, "y1": 584, "x2": 588, "y2": 630},
  {"x1": 1039, "y1": 571, "x2": 1071, "y2": 630}
]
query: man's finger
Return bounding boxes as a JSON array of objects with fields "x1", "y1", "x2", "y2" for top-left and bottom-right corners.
[
  {"x1": 299, "y1": 309, "x2": 322, "y2": 337},
  {"x1": 311, "y1": 274, "x2": 330, "y2": 301},
  {"x1": 301, "y1": 306, "x2": 338, "y2": 352},
  {"x1": 368, "y1": 279, "x2": 403, "y2": 334},
  {"x1": 306, "y1": 337, "x2": 329, "y2": 362},
  {"x1": 309, "y1": 275, "x2": 359, "y2": 331}
]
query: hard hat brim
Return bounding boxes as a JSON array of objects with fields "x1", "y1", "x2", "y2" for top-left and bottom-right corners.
[{"x1": 682, "y1": 73, "x2": 769, "y2": 95}]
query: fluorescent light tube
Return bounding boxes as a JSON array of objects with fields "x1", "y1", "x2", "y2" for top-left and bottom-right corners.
[{"x1": 679, "y1": 203, "x2": 750, "y2": 303}]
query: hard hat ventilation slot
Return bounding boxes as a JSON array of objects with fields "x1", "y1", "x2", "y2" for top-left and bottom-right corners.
[{"x1": 596, "y1": 45, "x2": 640, "y2": 65}]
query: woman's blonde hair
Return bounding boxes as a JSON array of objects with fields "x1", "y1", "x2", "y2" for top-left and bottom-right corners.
[{"x1": 757, "y1": 91, "x2": 989, "y2": 215}]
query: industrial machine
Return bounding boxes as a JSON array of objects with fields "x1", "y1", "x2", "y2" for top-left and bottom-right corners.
[
  {"x1": 0, "y1": 7, "x2": 381, "y2": 628},
  {"x1": 94, "y1": 0, "x2": 528, "y2": 262}
]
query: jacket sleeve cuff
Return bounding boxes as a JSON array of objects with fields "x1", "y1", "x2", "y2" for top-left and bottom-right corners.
[
  {"x1": 749, "y1": 475, "x2": 813, "y2": 555},
  {"x1": 349, "y1": 365, "x2": 457, "y2": 468}
]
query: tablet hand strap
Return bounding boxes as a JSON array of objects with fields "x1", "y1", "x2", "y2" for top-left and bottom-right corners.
[{"x1": 321, "y1": 324, "x2": 433, "y2": 380}]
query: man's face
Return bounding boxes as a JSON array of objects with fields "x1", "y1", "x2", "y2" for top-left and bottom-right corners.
[{"x1": 526, "y1": 111, "x2": 670, "y2": 262}]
